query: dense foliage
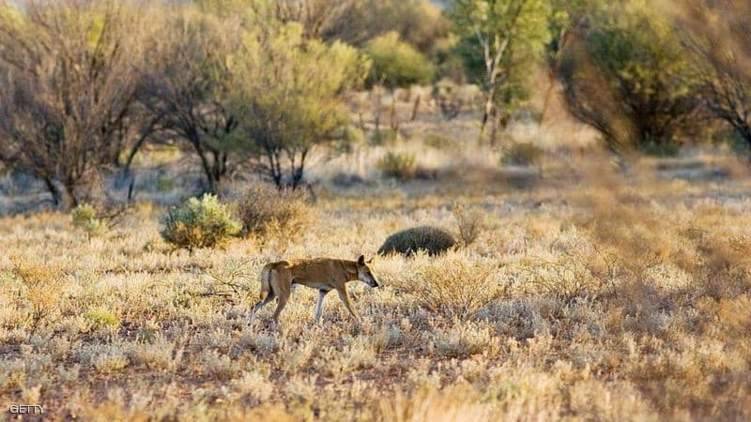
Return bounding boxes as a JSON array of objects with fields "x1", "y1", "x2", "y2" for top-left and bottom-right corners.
[
  {"x1": 365, "y1": 32, "x2": 435, "y2": 88},
  {"x1": 229, "y1": 23, "x2": 368, "y2": 189},
  {"x1": 1, "y1": 0, "x2": 750, "y2": 209},
  {"x1": 160, "y1": 194, "x2": 241, "y2": 251},
  {"x1": 449, "y1": 0, "x2": 552, "y2": 143},
  {"x1": 557, "y1": 1, "x2": 705, "y2": 153}
]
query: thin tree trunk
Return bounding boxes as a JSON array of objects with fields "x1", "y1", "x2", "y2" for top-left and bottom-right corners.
[
  {"x1": 123, "y1": 134, "x2": 149, "y2": 176},
  {"x1": 410, "y1": 95, "x2": 421, "y2": 121},
  {"x1": 479, "y1": 83, "x2": 498, "y2": 144},
  {"x1": 358, "y1": 112, "x2": 366, "y2": 131},
  {"x1": 490, "y1": 107, "x2": 499, "y2": 147},
  {"x1": 389, "y1": 94, "x2": 399, "y2": 131},
  {"x1": 43, "y1": 177, "x2": 60, "y2": 208},
  {"x1": 191, "y1": 137, "x2": 217, "y2": 193},
  {"x1": 291, "y1": 149, "x2": 308, "y2": 190},
  {"x1": 62, "y1": 181, "x2": 78, "y2": 209},
  {"x1": 373, "y1": 88, "x2": 382, "y2": 136},
  {"x1": 539, "y1": 69, "x2": 557, "y2": 127}
]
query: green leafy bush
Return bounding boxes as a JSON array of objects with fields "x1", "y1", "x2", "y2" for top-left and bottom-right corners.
[
  {"x1": 378, "y1": 152, "x2": 417, "y2": 180},
  {"x1": 640, "y1": 140, "x2": 682, "y2": 157},
  {"x1": 378, "y1": 226, "x2": 456, "y2": 257},
  {"x1": 237, "y1": 185, "x2": 312, "y2": 239},
  {"x1": 84, "y1": 307, "x2": 120, "y2": 330},
  {"x1": 160, "y1": 194, "x2": 241, "y2": 251},
  {"x1": 365, "y1": 31, "x2": 435, "y2": 88},
  {"x1": 71, "y1": 203, "x2": 106, "y2": 238},
  {"x1": 558, "y1": 1, "x2": 703, "y2": 152},
  {"x1": 370, "y1": 128, "x2": 399, "y2": 146},
  {"x1": 424, "y1": 133, "x2": 455, "y2": 150}
]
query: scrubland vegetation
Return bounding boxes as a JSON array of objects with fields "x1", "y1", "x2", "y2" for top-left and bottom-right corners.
[{"x1": 1, "y1": 0, "x2": 751, "y2": 420}]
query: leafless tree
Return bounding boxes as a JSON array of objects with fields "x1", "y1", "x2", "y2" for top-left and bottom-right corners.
[
  {"x1": 671, "y1": 0, "x2": 751, "y2": 146},
  {"x1": 0, "y1": 0, "x2": 150, "y2": 207},
  {"x1": 273, "y1": 0, "x2": 357, "y2": 40},
  {"x1": 139, "y1": 10, "x2": 241, "y2": 193}
]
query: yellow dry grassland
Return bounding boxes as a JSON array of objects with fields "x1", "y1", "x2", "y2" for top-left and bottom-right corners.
[{"x1": 1, "y1": 157, "x2": 751, "y2": 421}]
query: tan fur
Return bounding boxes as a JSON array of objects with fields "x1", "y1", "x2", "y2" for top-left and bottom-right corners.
[{"x1": 250, "y1": 255, "x2": 380, "y2": 325}]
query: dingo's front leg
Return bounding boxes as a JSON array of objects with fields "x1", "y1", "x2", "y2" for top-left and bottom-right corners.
[
  {"x1": 336, "y1": 287, "x2": 360, "y2": 323},
  {"x1": 314, "y1": 290, "x2": 328, "y2": 323}
]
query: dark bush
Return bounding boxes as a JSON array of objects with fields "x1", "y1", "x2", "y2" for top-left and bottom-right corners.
[
  {"x1": 501, "y1": 142, "x2": 544, "y2": 166},
  {"x1": 378, "y1": 226, "x2": 456, "y2": 257},
  {"x1": 557, "y1": 3, "x2": 704, "y2": 154},
  {"x1": 236, "y1": 185, "x2": 312, "y2": 239},
  {"x1": 377, "y1": 151, "x2": 417, "y2": 180}
]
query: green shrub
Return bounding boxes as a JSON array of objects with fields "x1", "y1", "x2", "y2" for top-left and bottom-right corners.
[
  {"x1": 160, "y1": 194, "x2": 241, "y2": 251},
  {"x1": 424, "y1": 133, "x2": 454, "y2": 150},
  {"x1": 501, "y1": 142, "x2": 544, "y2": 166},
  {"x1": 84, "y1": 307, "x2": 120, "y2": 330},
  {"x1": 378, "y1": 226, "x2": 456, "y2": 257},
  {"x1": 723, "y1": 130, "x2": 751, "y2": 155},
  {"x1": 156, "y1": 176, "x2": 176, "y2": 192},
  {"x1": 370, "y1": 128, "x2": 399, "y2": 146},
  {"x1": 365, "y1": 31, "x2": 435, "y2": 88},
  {"x1": 378, "y1": 152, "x2": 417, "y2": 180},
  {"x1": 558, "y1": 1, "x2": 703, "y2": 152},
  {"x1": 71, "y1": 203, "x2": 106, "y2": 238},
  {"x1": 640, "y1": 140, "x2": 681, "y2": 157},
  {"x1": 237, "y1": 185, "x2": 312, "y2": 239}
]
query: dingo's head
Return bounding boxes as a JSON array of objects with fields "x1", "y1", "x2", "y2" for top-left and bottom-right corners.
[{"x1": 356, "y1": 255, "x2": 380, "y2": 288}]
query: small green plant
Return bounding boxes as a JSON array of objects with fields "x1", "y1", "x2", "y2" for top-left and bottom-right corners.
[
  {"x1": 71, "y1": 203, "x2": 106, "y2": 238},
  {"x1": 501, "y1": 142, "x2": 544, "y2": 166},
  {"x1": 237, "y1": 185, "x2": 312, "y2": 239},
  {"x1": 365, "y1": 31, "x2": 435, "y2": 88},
  {"x1": 424, "y1": 133, "x2": 454, "y2": 150},
  {"x1": 640, "y1": 140, "x2": 681, "y2": 157},
  {"x1": 378, "y1": 152, "x2": 417, "y2": 180},
  {"x1": 10, "y1": 258, "x2": 64, "y2": 333},
  {"x1": 378, "y1": 225, "x2": 456, "y2": 257},
  {"x1": 84, "y1": 307, "x2": 120, "y2": 330},
  {"x1": 370, "y1": 128, "x2": 399, "y2": 146},
  {"x1": 156, "y1": 175, "x2": 176, "y2": 192},
  {"x1": 160, "y1": 194, "x2": 241, "y2": 251}
]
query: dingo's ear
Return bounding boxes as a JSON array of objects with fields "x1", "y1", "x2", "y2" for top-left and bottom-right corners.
[{"x1": 357, "y1": 255, "x2": 365, "y2": 265}]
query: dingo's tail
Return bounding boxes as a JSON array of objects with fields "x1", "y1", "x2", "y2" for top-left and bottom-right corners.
[{"x1": 259, "y1": 265, "x2": 272, "y2": 300}]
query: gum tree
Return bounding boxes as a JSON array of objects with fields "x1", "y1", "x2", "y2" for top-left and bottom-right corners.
[
  {"x1": 229, "y1": 23, "x2": 368, "y2": 189},
  {"x1": 450, "y1": 0, "x2": 551, "y2": 143}
]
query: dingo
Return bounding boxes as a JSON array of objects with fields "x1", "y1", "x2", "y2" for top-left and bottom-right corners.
[{"x1": 250, "y1": 255, "x2": 380, "y2": 325}]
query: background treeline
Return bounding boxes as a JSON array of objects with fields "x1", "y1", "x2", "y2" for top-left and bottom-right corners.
[{"x1": 0, "y1": 0, "x2": 749, "y2": 208}]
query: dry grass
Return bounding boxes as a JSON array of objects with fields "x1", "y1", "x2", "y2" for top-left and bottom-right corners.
[
  {"x1": 236, "y1": 185, "x2": 314, "y2": 241},
  {"x1": 1, "y1": 150, "x2": 751, "y2": 420}
]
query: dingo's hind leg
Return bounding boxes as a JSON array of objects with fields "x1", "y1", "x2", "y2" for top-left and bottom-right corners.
[
  {"x1": 272, "y1": 291, "x2": 289, "y2": 323},
  {"x1": 249, "y1": 290, "x2": 276, "y2": 325}
]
